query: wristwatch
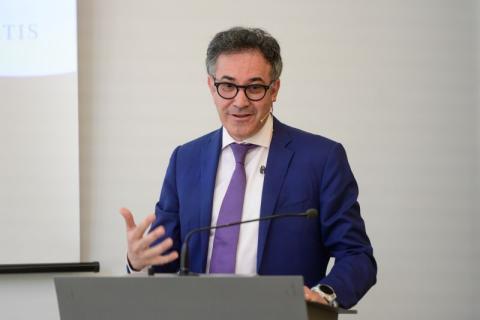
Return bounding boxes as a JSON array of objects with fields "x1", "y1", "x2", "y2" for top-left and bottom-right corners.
[{"x1": 311, "y1": 284, "x2": 338, "y2": 308}]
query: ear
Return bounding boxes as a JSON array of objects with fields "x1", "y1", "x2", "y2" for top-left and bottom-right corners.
[
  {"x1": 270, "y1": 79, "x2": 281, "y2": 102},
  {"x1": 207, "y1": 75, "x2": 216, "y2": 95}
]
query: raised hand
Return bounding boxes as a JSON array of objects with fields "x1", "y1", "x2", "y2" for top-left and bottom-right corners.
[{"x1": 120, "y1": 207, "x2": 178, "y2": 271}]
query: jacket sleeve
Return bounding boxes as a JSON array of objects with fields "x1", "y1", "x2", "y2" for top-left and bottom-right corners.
[
  {"x1": 318, "y1": 143, "x2": 377, "y2": 308},
  {"x1": 149, "y1": 146, "x2": 182, "y2": 273}
]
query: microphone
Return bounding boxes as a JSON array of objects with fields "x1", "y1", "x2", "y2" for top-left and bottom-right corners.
[
  {"x1": 259, "y1": 110, "x2": 272, "y2": 124},
  {"x1": 177, "y1": 208, "x2": 318, "y2": 276}
]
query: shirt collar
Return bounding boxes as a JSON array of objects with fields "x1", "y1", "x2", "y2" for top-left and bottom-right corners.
[{"x1": 222, "y1": 114, "x2": 273, "y2": 149}]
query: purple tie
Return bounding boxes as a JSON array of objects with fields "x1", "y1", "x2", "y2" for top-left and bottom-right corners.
[{"x1": 209, "y1": 143, "x2": 256, "y2": 273}]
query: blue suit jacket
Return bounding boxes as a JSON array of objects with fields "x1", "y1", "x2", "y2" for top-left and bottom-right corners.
[{"x1": 150, "y1": 118, "x2": 376, "y2": 308}]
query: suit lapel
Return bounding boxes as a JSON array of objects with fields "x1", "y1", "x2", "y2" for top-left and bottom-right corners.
[
  {"x1": 257, "y1": 118, "x2": 294, "y2": 270},
  {"x1": 198, "y1": 128, "x2": 222, "y2": 272}
]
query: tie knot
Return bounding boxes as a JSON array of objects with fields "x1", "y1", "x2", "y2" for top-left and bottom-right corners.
[{"x1": 230, "y1": 143, "x2": 256, "y2": 164}]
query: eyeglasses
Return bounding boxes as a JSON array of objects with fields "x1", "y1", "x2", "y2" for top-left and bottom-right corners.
[{"x1": 213, "y1": 78, "x2": 275, "y2": 101}]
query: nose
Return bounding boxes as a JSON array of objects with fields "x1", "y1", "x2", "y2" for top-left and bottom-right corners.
[{"x1": 233, "y1": 88, "x2": 250, "y2": 109}]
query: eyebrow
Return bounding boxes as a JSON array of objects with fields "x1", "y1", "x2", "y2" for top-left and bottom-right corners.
[{"x1": 217, "y1": 75, "x2": 267, "y2": 83}]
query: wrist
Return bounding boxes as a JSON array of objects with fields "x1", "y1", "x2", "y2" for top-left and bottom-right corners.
[
  {"x1": 127, "y1": 255, "x2": 144, "y2": 272},
  {"x1": 311, "y1": 284, "x2": 338, "y2": 308}
]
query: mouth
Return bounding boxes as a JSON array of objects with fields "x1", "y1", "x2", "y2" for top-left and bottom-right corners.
[{"x1": 231, "y1": 113, "x2": 253, "y2": 120}]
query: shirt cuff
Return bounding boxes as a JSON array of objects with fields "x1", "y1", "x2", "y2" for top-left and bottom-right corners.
[{"x1": 126, "y1": 255, "x2": 146, "y2": 274}]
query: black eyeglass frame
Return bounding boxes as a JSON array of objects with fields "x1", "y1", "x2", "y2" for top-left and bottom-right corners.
[{"x1": 213, "y1": 77, "x2": 276, "y2": 101}]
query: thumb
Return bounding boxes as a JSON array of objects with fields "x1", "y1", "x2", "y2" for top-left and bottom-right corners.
[{"x1": 119, "y1": 207, "x2": 136, "y2": 231}]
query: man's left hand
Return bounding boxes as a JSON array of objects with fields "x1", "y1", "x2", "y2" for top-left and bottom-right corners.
[{"x1": 303, "y1": 286, "x2": 328, "y2": 305}]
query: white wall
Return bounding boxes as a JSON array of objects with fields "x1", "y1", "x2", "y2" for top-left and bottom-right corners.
[{"x1": 0, "y1": 1, "x2": 478, "y2": 319}]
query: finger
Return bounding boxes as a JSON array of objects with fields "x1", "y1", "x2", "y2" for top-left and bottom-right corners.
[
  {"x1": 136, "y1": 226, "x2": 166, "y2": 251},
  {"x1": 130, "y1": 226, "x2": 165, "y2": 255},
  {"x1": 119, "y1": 207, "x2": 136, "y2": 231},
  {"x1": 131, "y1": 213, "x2": 156, "y2": 240},
  {"x1": 146, "y1": 250, "x2": 179, "y2": 266},
  {"x1": 141, "y1": 237, "x2": 173, "y2": 260}
]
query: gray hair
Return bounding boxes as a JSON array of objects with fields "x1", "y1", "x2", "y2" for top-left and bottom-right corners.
[{"x1": 206, "y1": 27, "x2": 283, "y2": 81}]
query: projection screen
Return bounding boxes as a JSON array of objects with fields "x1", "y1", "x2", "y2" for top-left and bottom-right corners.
[{"x1": 0, "y1": 0, "x2": 79, "y2": 264}]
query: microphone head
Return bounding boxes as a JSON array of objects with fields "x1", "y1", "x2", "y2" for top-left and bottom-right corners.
[
  {"x1": 305, "y1": 208, "x2": 318, "y2": 218},
  {"x1": 259, "y1": 111, "x2": 272, "y2": 124}
]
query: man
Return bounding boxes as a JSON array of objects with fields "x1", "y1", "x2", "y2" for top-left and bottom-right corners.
[{"x1": 121, "y1": 27, "x2": 376, "y2": 309}]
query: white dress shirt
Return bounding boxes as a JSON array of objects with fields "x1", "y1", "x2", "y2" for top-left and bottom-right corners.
[{"x1": 206, "y1": 115, "x2": 273, "y2": 275}]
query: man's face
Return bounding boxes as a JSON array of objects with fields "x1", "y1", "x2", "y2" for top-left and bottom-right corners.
[{"x1": 208, "y1": 49, "x2": 280, "y2": 141}]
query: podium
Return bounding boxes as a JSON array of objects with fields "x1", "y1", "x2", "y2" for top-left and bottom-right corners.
[{"x1": 55, "y1": 275, "x2": 356, "y2": 320}]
